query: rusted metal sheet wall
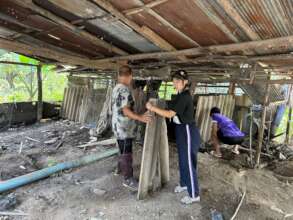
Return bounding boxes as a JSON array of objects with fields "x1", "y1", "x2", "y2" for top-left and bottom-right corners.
[
  {"x1": 195, "y1": 95, "x2": 235, "y2": 142},
  {"x1": 61, "y1": 87, "x2": 107, "y2": 124}
]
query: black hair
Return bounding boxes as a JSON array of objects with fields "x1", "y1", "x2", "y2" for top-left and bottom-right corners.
[
  {"x1": 171, "y1": 69, "x2": 188, "y2": 80},
  {"x1": 210, "y1": 107, "x2": 221, "y2": 116},
  {"x1": 118, "y1": 65, "x2": 132, "y2": 76}
]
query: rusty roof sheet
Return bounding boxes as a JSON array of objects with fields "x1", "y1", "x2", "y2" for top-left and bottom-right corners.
[
  {"x1": 231, "y1": 0, "x2": 293, "y2": 39},
  {"x1": 0, "y1": 0, "x2": 292, "y2": 73}
]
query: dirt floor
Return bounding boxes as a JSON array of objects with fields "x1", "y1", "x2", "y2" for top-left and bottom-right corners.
[{"x1": 0, "y1": 121, "x2": 293, "y2": 220}]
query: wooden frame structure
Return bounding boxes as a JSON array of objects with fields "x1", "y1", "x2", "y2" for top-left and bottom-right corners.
[{"x1": 1, "y1": 0, "x2": 293, "y2": 166}]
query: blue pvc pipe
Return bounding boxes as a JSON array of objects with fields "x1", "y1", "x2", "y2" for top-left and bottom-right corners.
[{"x1": 0, "y1": 148, "x2": 118, "y2": 193}]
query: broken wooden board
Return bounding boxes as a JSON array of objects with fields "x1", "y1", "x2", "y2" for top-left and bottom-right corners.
[{"x1": 137, "y1": 99, "x2": 169, "y2": 200}]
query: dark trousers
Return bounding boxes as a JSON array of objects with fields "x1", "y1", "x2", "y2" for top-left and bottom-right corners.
[
  {"x1": 217, "y1": 130, "x2": 244, "y2": 145},
  {"x1": 175, "y1": 123, "x2": 200, "y2": 198},
  {"x1": 117, "y1": 138, "x2": 133, "y2": 179},
  {"x1": 117, "y1": 138, "x2": 133, "y2": 154}
]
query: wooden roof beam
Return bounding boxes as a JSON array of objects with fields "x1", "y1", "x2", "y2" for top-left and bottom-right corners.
[
  {"x1": 12, "y1": 0, "x2": 128, "y2": 56},
  {"x1": 192, "y1": 79, "x2": 293, "y2": 84},
  {"x1": 91, "y1": 0, "x2": 175, "y2": 51},
  {"x1": 192, "y1": 0, "x2": 239, "y2": 43},
  {"x1": 133, "y1": 0, "x2": 200, "y2": 47},
  {"x1": 0, "y1": 38, "x2": 116, "y2": 69},
  {"x1": 94, "y1": 35, "x2": 293, "y2": 63},
  {"x1": 216, "y1": 0, "x2": 261, "y2": 41},
  {"x1": 123, "y1": 0, "x2": 169, "y2": 16},
  {"x1": 0, "y1": 61, "x2": 38, "y2": 67}
]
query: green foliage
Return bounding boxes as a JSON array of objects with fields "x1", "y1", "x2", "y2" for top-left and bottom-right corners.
[
  {"x1": 0, "y1": 52, "x2": 67, "y2": 103},
  {"x1": 158, "y1": 82, "x2": 176, "y2": 100},
  {"x1": 275, "y1": 108, "x2": 293, "y2": 143}
]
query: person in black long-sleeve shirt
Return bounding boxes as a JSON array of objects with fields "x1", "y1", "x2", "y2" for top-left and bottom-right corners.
[{"x1": 146, "y1": 70, "x2": 201, "y2": 205}]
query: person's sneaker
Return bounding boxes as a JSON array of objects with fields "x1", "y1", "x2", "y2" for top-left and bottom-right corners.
[
  {"x1": 180, "y1": 196, "x2": 200, "y2": 205},
  {"x1": 122, "y1": 178, "x2": 138, "y2": 191},
  {"x1": 174, "y1": 185, "x2": 188, "y2": 193}
]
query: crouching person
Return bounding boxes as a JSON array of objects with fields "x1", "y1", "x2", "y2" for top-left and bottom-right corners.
[
  {"x1": 112, "y1": 65, "x2": 151, "y2": 190},
  {"x1": 210, "y1": 107, "x2": 245, "y2": 158}
]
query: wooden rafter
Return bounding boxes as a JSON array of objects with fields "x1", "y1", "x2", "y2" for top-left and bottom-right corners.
[
  {"x1": 0, "y1": 38, "x2": 115, "y2": 69},
  {"x1": 12, "y1": 0, "x2": 128, "y2": 55},
  {"x1": 192, "y1": 0, "x2": 239, "y2": 43},
  {"x1": 217, "y1": 0, "x2": 261, "y2": 41},
  {"x1": 91, "y1": 0, "x2": 175, "y2": 51},
  {"x1": 123, "y1": 0, "x2": 169, "y2": 16},
  {"x1": 128, "y1": 0, "x2": 200, "y2": 47},
  {"x1": 189, "y1": 78, "x2": 293, "y2": 84},
  {"x1": 93, "y1": 35, "x2": 293, "y2": 63},
  {"x1": 0, "y1": 61, "x2": 38, "y2": 67}
]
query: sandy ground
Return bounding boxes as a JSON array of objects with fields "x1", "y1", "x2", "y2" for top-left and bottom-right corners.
[{"x1": 0, "y1": 121, "x2": 293, "y2": 220}]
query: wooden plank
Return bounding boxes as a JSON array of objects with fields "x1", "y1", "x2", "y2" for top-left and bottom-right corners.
[
  {"x1": 64, "y1": 88, "x2": 71, "y2": 119},
  {"x1": 123, "y1": 0, "x2": 169, "y2": 15},
  {"x1": 92, "y1": 0, "x2": 175, "y2": 51},
  {"x1": 67, "y1": 88, "x2": 75, "y2": 120},
  {"x1": 61, "y1": 87, "x2": 68, "y2": 118},
  {"x1": 137, "y1": 99, "x2": 158, "y2": 200},
  {"x1": 70, "y1": 87, "x2": 80, "y2": 121},
  {"x1": 36, "y1": 65, "x2": 42, "y2": 121},
  {"x1": 159, "y1": 116, "x2": 169, "y2": 185},
  {"x1": 75, "y1": 88, "x2": 84, "y2": 122},
  {"x1": 149, "y1": 115, "x2": 162, "y2": 190},
  {"x1": 0, "y1": 61, "x2": 38, "y2": 67},
  {"x1": 143, "y1": 7, "x2": 200, "y2": 47},
  {"x1": 0, "y1": 38, "x2": 115, "y2": 69},
  {"x1": 192, "y1": 0, "x2": 239, "y2": 42},
  {"x1": 217, "y1": 0, "x2": 260, "y2": 41},
  {"x1": 95, "y1": 35, "x2": 293, "y2": 63}
]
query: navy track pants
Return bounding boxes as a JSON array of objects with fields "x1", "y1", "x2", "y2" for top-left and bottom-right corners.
[{"x1": 175, "y1": 123, "x2": 200, "y2": 198}]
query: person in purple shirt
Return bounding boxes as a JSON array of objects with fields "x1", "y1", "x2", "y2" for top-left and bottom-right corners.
[{"x1": 210, "y1": 107, "x2": 245, "y2": 158}]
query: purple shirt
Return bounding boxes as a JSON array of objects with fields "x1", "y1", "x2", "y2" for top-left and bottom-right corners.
[{"x1": 212, "y1": 113, "x2": 244, "y2": 138}]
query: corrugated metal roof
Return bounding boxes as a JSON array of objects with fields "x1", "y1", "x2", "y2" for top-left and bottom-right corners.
[
  {"x1": 39, "y1": 0, "x2": 161, "y2": 53},
  {"x1": 0, "y1": 0, "x2": 292, "y2": 76},
  {"x1": 110, "y1": 0, "x2": 234, "y2": 47},
  {"x1": 230, "y1": 0, "x2": 293, "y2": 39}
]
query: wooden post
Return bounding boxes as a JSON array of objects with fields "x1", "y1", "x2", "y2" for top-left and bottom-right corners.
[
  {"x1": 228, "y1": 82, "x2": 236, "y2": 95},
  {"x1": 286, "y1": 85, "x2": 292, "y2": 144},
  {"x1": 255, "y1": 84, "x2": 271, "y2": 167},
  {"x1": 285, "y1": 107, "x2": 292, "y2": 144},
  {"x1": 163, "y1": 82, "x2": 168, "y2": 99},
  {"x1": 37, "y1": 65, "x2": 43, "y2": 121}
]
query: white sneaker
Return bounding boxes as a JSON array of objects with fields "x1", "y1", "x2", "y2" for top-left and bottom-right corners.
[
  {"x1": 180, "y1": 196, "x2": 200, "y2": 205},
  {"x1": 174, "y1": 185, "x2": 188, "y2": 193}
]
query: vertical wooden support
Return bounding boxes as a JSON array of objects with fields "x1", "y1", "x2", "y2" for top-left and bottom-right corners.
[
  {"x1": 61, "y1": 88, "x2": 68, "y2": 118},
  {"x1": 286, "y1": 107, "x2": 292, "y2": 144},
  {"x1": 255, "y1": 84, "x2": 271, "y2": 167},
  {"x1": 228, "y1": 82, "x2": 236, "y2": 95},
  {"x1": 190, "y1": 82, "x2": 197, "y2": 96},
  {"x1": 137, "y1": 99, "x2": 169, "y2": 200},
  {"x1": 159, "y1": 116, "x2": 170, "y2": 184},
  {"x1": 286, "y1": 85, "x2": 292, "y2": 144},
  {"x1": 37, "y1": 65, "x2": 43, "y2": 121},
  {"x1": 163, "y1": 82, "x2": 168, "y2": 99}
]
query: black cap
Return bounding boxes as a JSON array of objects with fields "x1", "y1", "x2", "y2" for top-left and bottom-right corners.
[{"x1": 171, "y1": 70, "x2": 188, "y2": 80}]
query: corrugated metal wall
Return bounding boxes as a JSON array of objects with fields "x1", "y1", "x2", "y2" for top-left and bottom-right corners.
[
  {"x1": 61, "y1": 87, "x2": 107, "y2": 124},
  {"x1": 195, "y1": 95, "x2": 235, "y2": 142}
]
